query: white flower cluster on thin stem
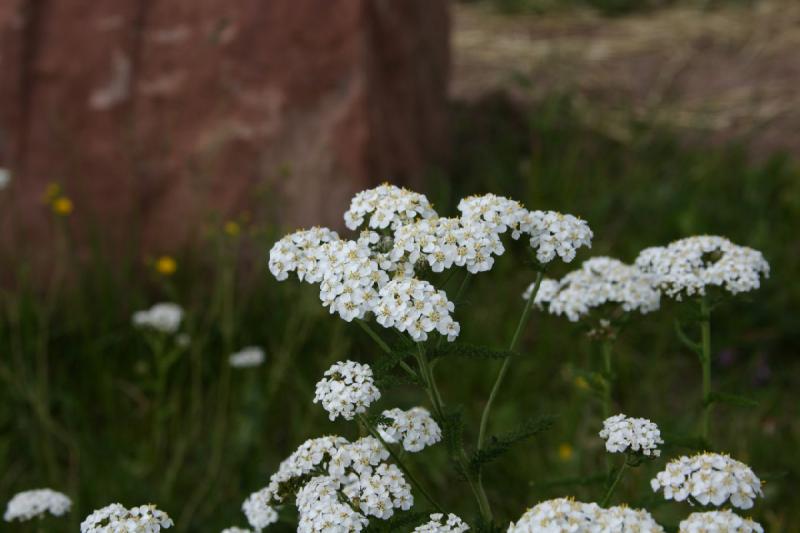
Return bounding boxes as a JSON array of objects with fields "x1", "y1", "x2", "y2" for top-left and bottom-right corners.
[
  {"x1": 245, "y1": 435, "x2": 413, "y2": 532},
  {"x1": 635, "y1": 235, "x2": 769, "y2": 299},
  {"x1": 679, "y1": 510, "x2": 763, "y2": 532},
  {"x1": 80, "y1": 503, "x2": 173, "y2": 532},
  {"x1": 378, "y1": 407, "x2": 442, "y2": 452},
  {"x1": 651, "y1": 453, "x2": 763, "y2": 509},
  {"x1": 4, "y1": 489, "x2": 71, "y2": 522},
  {"x1": 314, "y1": 361, "x2": 381, "y2": 421},
  {"x1": 413, "y1": 512, "x2": 470, "y2": 532},
  {"x1": 344, "y1": 183, "x2": 438, "y2": 231},
  {"x1": 457, "y1": 194, "x2": 529, "y2": 237},
  {"x1": 390, "y1": 217, "x2": 505, "y2": 274},
  {"x1": 132, "y1": 303, "x2": 184, "y2": 334},
  {"x1": 525, "y1": 257, "x2": 660, "y2": 321},
  {"x1": 507, "y1": 498, "x2": 664, "y2": 532},
  {"x1": 242, "y1": 489, "x2": 279, "y2": 532},
  {"x1": 374, "y1": 278, "x2": 459, "y2": 342},
  {"x1": 599, "y1": 414, "x2": 663, "y2": 457},
  {"x1": 268, "y1": 227, "x2": 340, "y2": 282},
  {"x1": 229, "y1": 346, "x2": 265, "y2": 368}
]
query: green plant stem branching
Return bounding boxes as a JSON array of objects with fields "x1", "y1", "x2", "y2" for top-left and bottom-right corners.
[
  {"x1": 699, "y1": 295, "x2": 713, "y2": 444},
  {"x1": 600, "y1": 458, "x2": 629, "y2": 507}
]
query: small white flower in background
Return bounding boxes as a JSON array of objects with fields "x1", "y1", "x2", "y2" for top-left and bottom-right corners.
[
  {"x1": 229, "y1": 346, "x2": 265, "y2": 368},
  {"x1": 0, "y1": 168, "x2": 9, "y2": 190},
  {"x1": 651, "y1": 453, "x2": 763, "y2": 509},
  {"x1": 524, "y1": 210, "x2": 593, "y2": 264},
  {"x1": 80, "y1": 503, "x2": 173, "y2": 532},
  {"x1": 221, "y1": 528, "x2": 252, "y2": 533},
  {"x1": 132, "y1": 303, "x2": 184, "y2": 334},
  {"x1": 635, "y1": 235, "x2": 769, "y2": 299},
  {"x1": 525, "y1": 257, "x2": 660, "y2": 322},
  {"x1": 414, "y1": 512, "x2": 470, "y2": 532},
  {"x1": 374, "y1": 278, "x2": 459, "y2": 342},
  {"x1": 242, "y1": 489, "x2": 278, "y2": 532},
  {"x1": 508, "y1": 498, "x2": 664, "y2": 532},
  {"x1": 600, "y1": 414, "x2": 663, "y2": 457},
  {"x1": 268, "y1": 227, "x2": 339, "y2": 282},
  {"x1": 678, "y1": 510, "x2": 763, "y2": 533},
  {"x1": 4, "y1": 488, "x2": 71, "y2": 522},
  {"x1": 344, "y1": 183, "x2": 437, "y2": 231},
  {"x1": 314, "y1": 360, "x2": 381, "y2": 421},
  {"x1": 378, "y1": 407, "x2": 442, "y2": 452}
]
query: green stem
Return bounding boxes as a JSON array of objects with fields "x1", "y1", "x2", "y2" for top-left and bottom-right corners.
[
  {"x1": 602, "y1": 340, "x2": 613, "y2": 420},
  {"x1": 356, "y1": 319, "x2": 417, "y2": 378},
  {"x1": 357, "y1": 413, "x2": 443, "y2": 513},
  {"x1": 699, "y1": 295, "x2": 712, "y2": 444},
  {"x1": 600, "y1": 459, "x2": 628, "y2": 507}
]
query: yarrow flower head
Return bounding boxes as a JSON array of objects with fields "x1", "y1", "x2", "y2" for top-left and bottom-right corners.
[
  {"x1": 378, "y1": 407, "x2": 442, "y2": 452},
  {"x1": 314, "y1": 361, "x2": 381, "y2": 421},
  {"x1": 268, "y1": 227, "x2": 340, "y2": 282},
  {"x1": 296, "y1": 476, "x2": 368, "y2": 532},
  {"x1": 132, "y1": 303, "x2": 183, "y2": 334},
  {"x1": 4, "y1": 488, "x2": 71, "y2": 522},
  {"x1": 229, "y1": 346, "x2": 265, "y2": 368},
  {"x1": 678, "y1": 510, "x2": 763, "y2": 533},
  {"x1": 457, "y1": 194, "x2": 529, "y2": 237},
  {"x1": 651, "y1": 453, "x2": 763, "y2": 509},
  {"x1": 374, "y1": 278, "x2": 459, "y2": 342},
  {"x1": 344, "y1": 184, "x2": 437, "y2": 231},
  {"x1": 635, "y1": 236, "x2": 769, "y2": 299},
  {"x1": 221, "y1": 528, "x2": 252, "y2": 533},
  {"x1": 599, "y1": 414, "x2": 663, "y2": 457},
  {"x1": 525, "y1": 257, "x2": 660, "y2": 322},
  {"x1": 413, "y1": 513, "x2": 470, "y2": 532},
  {"x1": 508, "y1": 498, "x2": 664, "y2": 532},
  {"x1": 242, "y1": 489, "x2": 278, "y2": 532},
  {"x1": 80, "y1": 503, "x2": 173, "y2": 532},
  {"x1": 524, "y1": 210, "x2": 593, "y2": 264}
]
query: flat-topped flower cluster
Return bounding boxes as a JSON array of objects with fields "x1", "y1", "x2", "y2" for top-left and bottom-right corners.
[
  {"x1": 599, "y1": 414, "x2": 663, "y2": 457},
  {"x1": 378, "y1": 407, "x2": 442, "y2": 452},
  {"x1": 269, "y1": 185, "x2": 593, "y2": 339},
  {"x1": 3, "y1": 488, "x2": 71, "y2": 522},
  {"x1": 413, "y1": 512, "x2": 470, "y2": 532},
  {"x1": 80, "y1": 503, "x2": 173, "y2": 532},
  {"x1": 507, "y1": 498, "x2": 664, "y2": 532},
  {"x1": 679, "y1": 510, "x2": 764, "y2": 533}
]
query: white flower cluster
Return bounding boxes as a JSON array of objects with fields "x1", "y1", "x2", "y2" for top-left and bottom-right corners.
[
  {"x1": 242, "y1": 489, "x2": 279, "y2": 532},
  {"x1": 268, "y1": 227, "x2": 340, "y2": 282},
  {"x1": 508, "y1": 498, "x2": 664, "y2": 532},
  {"x1": 635, "y1": 236, "x2": 769, "y2": 299},
  {"x1": 246, "y1": 435, "x2": 413, "y2": 532},
  {"x1": 221, "y1": 528, "x2": 252, "y2": 533},
  {"x1": 4, "y1": 488, "x2": 71, "y2": 522},
  {"x1": 374, "y1": 278, "x2": 459, "y2": 342},
  {"x1": 414, "y1": 513, "x2": 470, "y2": 532},
  {"x1": 651, "y1": 453, "x2": 763, "y2": 509},
  {"x1": 378, "y1": 407, "x2": 442, "y2": 452},
  {"x1": 458, "y1": 195, "x2": 593, "y2": 264},
  {"x1": 80, "y1": 503, "x2": 173, "y2": 532},
  {"x1": 229, "y1": 346, "x2": 265, "y2": 368},
  {"x1": 314, "y1": 361, "x2": 381, "y2": 421},
  {"x1": 599, "y1": 414, "x2": 663, "y2": 457},
  {"x1": 390, "y1": 217, "x2": 505, "y2": 274},
  {"x1": 526, "y1": 257, "x2": 660, "y2": 321},
  {"x1": 679, "y1": 510, "x2": 763, "y2": 533},
  {"x1": 344, "y1": 184, "x2": 437, "y2": 231},
  {"x1": 132, "y1": 303, "x2": 183, "y2": 334}
]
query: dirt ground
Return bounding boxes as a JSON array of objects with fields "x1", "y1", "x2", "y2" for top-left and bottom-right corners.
[{"x1": 451, "y1": 0, "x2": 800, "y2": 158}]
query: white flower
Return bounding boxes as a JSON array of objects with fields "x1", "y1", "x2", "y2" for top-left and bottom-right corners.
[
  {"x1": 80, "y1": 503, "x2": 173, "y2": 532},
  {"x1": 525, "y1": 257, "x2": 660, "y2": 321},
  {"x1": 414, "y1": 513, "x2": 470, "y2": 532},
  {"x1": 132, "y1": 303, "x2": 184, "y2": 334},
  {"x1": 378, "y1": 407, "x2": 442, "y2": 452},
  {"x1": 374, "y1": 278, "x2": 459, "y2": 342},
  {"x1": 344, "y1": 184, "x2": 437, "y2": 231},
  {"x1": 635, "y1": 236, "x2": 769, "y2": 299},
  {"x1": 268, "y1": 227, "x2": 340, "y2": 282},
  {"x1": 679, "y1": 510, "x2": 763, "y2": 532},
  {"x1": 4, "y1": 488, "x2": 71, "y2": 522},
  {"x1": 296, "y1": 476, "x2": 368, "y2": 532},
  {"x1": 599, "y1": 414, "x2": 663, "y2": 457},
  {"x1": 390, "y1": 217, "x2": 505, "y2": 274},
  {"x1": 229, "y1": 346, "x2": 265, "y2": 368},
  {"x1": 457, "y1": 194, "x2": 529, "y2": 237},
  {"x1": 242, "y1": 489, "x2": 278, "y2": 532},
  {"x1": 0, "y1": 168, "x2": 10, "y2": 190},
  {"x1": 651, "y1": 453, "x2": 763, "y2": 509},
  {"x1": 508, "y1": 498, "x2": 664, "y2": 532},
  {"x1": 221, "y1": 528, "x2": 252, "y2": 533},
  {"x1": 314, "y1": 361, "x2": 381, "y2": 421},
  {"x1": 524, "y1": 210, "x2": 593, "y2": 264}
]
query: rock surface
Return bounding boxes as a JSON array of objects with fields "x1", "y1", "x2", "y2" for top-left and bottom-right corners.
[{"x1": 0, "y1": 0, "x2": 449, "y2": 256}]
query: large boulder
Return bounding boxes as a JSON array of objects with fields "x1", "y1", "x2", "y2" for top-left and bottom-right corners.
[{"x1": 0, "y1": 0, "x2": 449, "y2": 256}]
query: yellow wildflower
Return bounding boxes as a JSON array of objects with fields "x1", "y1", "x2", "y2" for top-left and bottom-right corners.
[
  {"x1": 224, "y1": 221, "x2": 241, "y2": 237},
  {"x1": 52, "y1": 196, "x2": 73, "y2": 216},
  {"x1": 155, "y1": 256, "x2": 177, "y2": 276},
  {"x1": 558, "y1": 443, "x2": 574, "y2": 461}
]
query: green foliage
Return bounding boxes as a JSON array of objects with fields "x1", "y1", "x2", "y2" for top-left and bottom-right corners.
[
  {"x1": 429, "y1": 342, "x2": 516, "y2": 362},
  {"x1": 363, "y1": 510, "x2": 429, "y2": 532},
  {"x1": 469, "y1": 415, "x2": 556, "y2": 474}
]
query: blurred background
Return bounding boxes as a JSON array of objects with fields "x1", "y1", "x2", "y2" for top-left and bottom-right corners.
[{"x1": 1, "y1": 0, "x2": 799, "y2": 531}]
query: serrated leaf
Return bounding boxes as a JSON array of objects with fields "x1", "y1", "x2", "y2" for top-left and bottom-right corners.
[
  {"x1": 429, "y1": 342, "x2": 516, "y2": 361},
  {"x1": 374, "y1": 372, "x2": 420, "y2": 389},
  {"x1": 469, "y1": 415, "x2": 556, "y2": 474},
  {"x1": 706, "y1": 391, "x2": 759, "y2": 408},
  {"x1": 363, "y1": 510, "x2": 429, "y2": 532},
  {"x1": 372, "y1": 349, "x2": 414, "y2": 378}
]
